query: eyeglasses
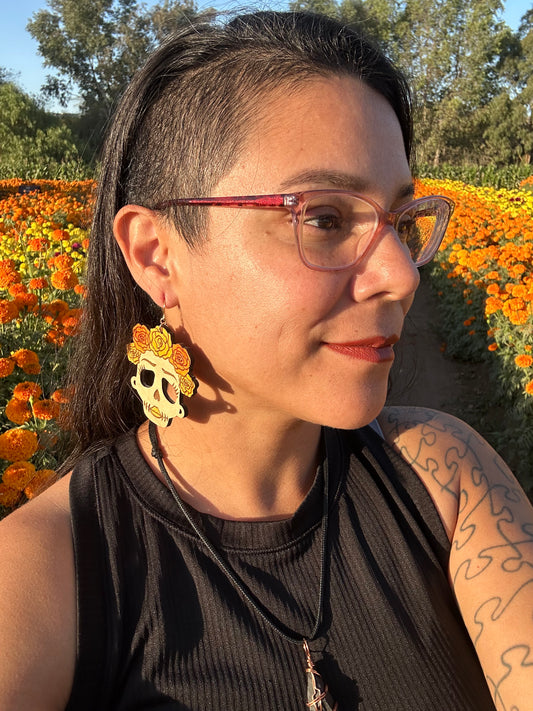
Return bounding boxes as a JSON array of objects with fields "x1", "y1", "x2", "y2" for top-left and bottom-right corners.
[{"x1": 151, "y1": 190, "x2": 455, "y2": 271}]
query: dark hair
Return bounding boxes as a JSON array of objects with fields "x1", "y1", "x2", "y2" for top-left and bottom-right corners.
[{"x1": 61, "y1": 10, "x2": 413, "y2": 469}]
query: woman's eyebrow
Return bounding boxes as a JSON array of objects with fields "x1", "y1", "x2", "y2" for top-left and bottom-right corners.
[{"x1": 278, "y1": 169, "x2": 415, "y2": 201}]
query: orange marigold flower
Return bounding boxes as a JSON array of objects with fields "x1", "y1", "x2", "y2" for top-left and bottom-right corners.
[
  {"x1": 13, "y1": 381, "x2": 42, "y2": 401},
  {"x1": 0, "y1": 483, "x2": 21, "y2": 508},
  {"x1": 488, "y1": 343, "x2": 498, "y2": 352},
  {"x1": 28, "y1": 277, "x2": 48, "y2": 290},
  {"x1": 12, "y1": 349, "x2": 40, "y2": 375},
  {"x1": 27, "y1": 237, "x2": 50, "y2": 251},
  {"x1": 0, "y1": 357, "x2": 15, "y2": 378},
  {"x1": 8, "y1": 283, "x2": 27, "y2": 297},
  {"x1": 486, "y1": 283, "x2": 500, "y2": 295},
  {"x1": 50, "y1": 268, "x2": 78, "y2": 291},
  {"x1": 45, "y1": 329, "x2": 67, "y2": 347},
  {"x1": 51, "y1": 387, "x2": 70, "y2": 404},
  {"x1": 51, "y1": 229, "x2": 70, "y2": 242},
  {"x1": 2, "y1": 460, "x2": 36, "y2": 490},
  {"x1": 0, "y1": 269, "x2": 21, "y2": 289},
  {"x1": 40, "y1": 299, "x2": 69, "y2": 322},
  {"x1": 61, "y1": 315, "x2": 80, "y2": 336},
  {"x1": 487, "y1": 271, "x2": 500, "y2": 280},
  {"x1": 515, "y1": 355, "x2": 533, "y2": 368},
  {"x1": 5, "y1": 398, "x2": 32, "y2": 425},
  {"x1": 24, "y1": 468, "x2": 56, "y2": 499},
  {"x1": 0, "y1": 299, "x2": 19, "y2": 324},
  {"x1": 525, "y1": 381, "x2": 533, "y2": 396},
  {"x1": 53, "y1": 253, "x2": 74, "y2": 269},
  {"x1": 74, "y1": 284, "x2": 87, "y2": 297},
  {"x1": 32, "y1": 399, "x2": 61, "y2": 421},
  {"x1": 14, "y1": 292, "x2": 38, "y2": 310},
  {"x1": 0, "y1": 428, "x2": 38, "y2": 461}
]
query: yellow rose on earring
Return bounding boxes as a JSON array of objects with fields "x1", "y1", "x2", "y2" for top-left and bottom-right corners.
[
  {"x1": 180, "y1": 374, "x2": 196, "y2": 397},
  {"x1": 150, "y1": 326, "x2": 172, "y2": 359}
]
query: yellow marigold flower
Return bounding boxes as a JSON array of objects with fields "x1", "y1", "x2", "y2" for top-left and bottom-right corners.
[
  {"x1": 515, "y1": 355, "x2": 533, "y2": 368},
  {"x1": 13, "y1": 381, "x2": 42, "y2": 401},
  {"x1": 0, "y1": 483, "x2": 21, "y2": 508},
  {"x1": 32, "y1": 399, "x2": 61, "y2": 421},
  {"x1": 0, "y1": 357, "x2": 15, "y2": 378},
  {"x1": 0, "y1": 428, "x2": 38, "y2": 461},
  {"x1": 24, "y1": 468, "x2": 56, "y2": 499},
  {"x1": 0, "y1": 299, "x2": 19, "y2": 324},
  {"x1": 50, "y1": 268, "x2": 78, "y2": 291},
  {"x1": 3, "y1": 460, "x2": 36, "y2": 490},
  {"x1": 5, "y1": 398, "x2": 32, "y2": 425}
]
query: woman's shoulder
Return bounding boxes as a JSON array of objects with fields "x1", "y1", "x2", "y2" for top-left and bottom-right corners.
[
  {"x1": 377, "y1": 405, "x2": 524, "y2": 539},
  {"x1": 0, "y1": 473, "x2": 75, "y2": 710}
]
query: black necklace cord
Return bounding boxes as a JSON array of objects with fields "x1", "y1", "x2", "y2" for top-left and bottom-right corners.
[{"x1": 148, "y1": 420, "x2": 330, "y2": 646}]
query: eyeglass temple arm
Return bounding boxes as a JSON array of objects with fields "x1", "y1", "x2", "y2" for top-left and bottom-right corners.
[{"x1": 151, "y1": 195, "x2": 294, "y2": 210}]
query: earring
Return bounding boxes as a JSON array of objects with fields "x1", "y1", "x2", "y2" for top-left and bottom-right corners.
[{"x1": 126, "y1": 315, "x2": 197, "y2": 427}]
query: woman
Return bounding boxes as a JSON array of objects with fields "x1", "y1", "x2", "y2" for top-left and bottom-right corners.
[{"x1": 0, "y1": 11, "x2": 531, "y2": 711}]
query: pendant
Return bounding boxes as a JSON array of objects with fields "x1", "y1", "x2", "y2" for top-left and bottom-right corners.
[{"x1": 303, "y1": 640, "x2": 338, "y2": 710}]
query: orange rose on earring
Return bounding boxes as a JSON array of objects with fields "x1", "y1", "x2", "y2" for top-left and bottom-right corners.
[
  {"x1": 132, "y1": 324, "x2": 150, "y2": 352},
  {"x1": 170, "y1": 344, "x2": 191, "y2": 375}
]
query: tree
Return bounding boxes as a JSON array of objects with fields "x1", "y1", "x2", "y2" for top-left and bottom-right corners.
[
  {"x1": 27, "y1": 0, "x2": 213, "y2": 151},
  {"x1": 291, "y1": 0, "x2": 521, "y2": 166},
  {"x1": 0, "y1": 81, "x2": 87, "y2": 179}
]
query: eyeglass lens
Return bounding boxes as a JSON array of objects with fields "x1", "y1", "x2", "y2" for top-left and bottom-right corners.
[{"x1": 299, "y1": 194, "x2": 449, "y2": 269}]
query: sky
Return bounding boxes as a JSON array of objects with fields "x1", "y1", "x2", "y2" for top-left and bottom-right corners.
[{"x1": 0, "y1": 0, "x2": 530, "y2": 112}]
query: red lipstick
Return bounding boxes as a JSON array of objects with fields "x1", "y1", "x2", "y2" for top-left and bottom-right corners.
[{"x1": 324, "y1": 336, "x2": 398, "y2": 363}]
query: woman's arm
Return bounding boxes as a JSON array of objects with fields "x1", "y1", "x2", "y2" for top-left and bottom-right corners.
[
  {"x1": 0, "y1": 474, "x2": 75, "y2": 710},
  {"x1": 380, "y1": 406, "x2": 533, "y2": 711}
]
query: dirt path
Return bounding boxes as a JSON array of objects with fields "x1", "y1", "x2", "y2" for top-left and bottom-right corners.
[{"x1": 386, "y1": 273, "x2": 488, "y2": 420}]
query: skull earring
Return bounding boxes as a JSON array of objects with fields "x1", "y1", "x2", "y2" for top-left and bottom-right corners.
[{"x1": 127, "y1": 322, "x2": 197, "y2": 426}]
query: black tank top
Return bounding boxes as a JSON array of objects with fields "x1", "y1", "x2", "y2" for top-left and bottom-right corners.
[{"x1": 66, "y1": 425, "x2": 495, "y2": 710}]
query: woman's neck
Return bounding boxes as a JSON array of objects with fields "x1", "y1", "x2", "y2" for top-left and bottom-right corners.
[{"x1": 136, "y1": 413, "x2": 322, "y2": 521}]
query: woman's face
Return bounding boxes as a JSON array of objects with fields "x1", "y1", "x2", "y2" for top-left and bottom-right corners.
[{"x1": 166, "y1": 75, "x2": 420, "y2": 429}]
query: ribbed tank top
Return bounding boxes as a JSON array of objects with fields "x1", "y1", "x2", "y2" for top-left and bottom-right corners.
[{"x1": 66, "y1": 425, "x2": 496, "y2": 710}]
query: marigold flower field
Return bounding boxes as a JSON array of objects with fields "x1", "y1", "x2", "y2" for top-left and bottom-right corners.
[
  {"x1": 0, "y1": 176, "x2": 531, "y2": 515},
  {"x1": 0, "y1": 179, "x2": 93, "y2": 512}
]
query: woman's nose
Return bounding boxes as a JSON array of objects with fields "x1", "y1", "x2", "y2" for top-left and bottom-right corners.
[{"x1": 349, "y1": 225, "x2": 420, "y2": 302}]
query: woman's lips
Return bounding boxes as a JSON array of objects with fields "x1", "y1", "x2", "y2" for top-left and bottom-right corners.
[{"x1": 324, "y1": 337, "x2": 398, "y2": 363}]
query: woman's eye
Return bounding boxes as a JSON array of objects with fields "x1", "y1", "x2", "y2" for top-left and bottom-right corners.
[{"x1": 303, "y1": 211, "x2": 342, "y2": 230}]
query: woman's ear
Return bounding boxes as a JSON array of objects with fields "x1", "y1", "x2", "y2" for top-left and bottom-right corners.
[{"x1": 113, "y1": 204, "x2": 180, "y2": 308}]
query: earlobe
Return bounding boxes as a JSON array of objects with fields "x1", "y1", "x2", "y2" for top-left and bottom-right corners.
[{"x1": 113, "y1": 204, "x2": 180, "y2": 308}]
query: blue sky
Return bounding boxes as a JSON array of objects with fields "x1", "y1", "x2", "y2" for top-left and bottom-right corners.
[{"x1": 1, "y1": 0, "x2": 529, "y2": 112}]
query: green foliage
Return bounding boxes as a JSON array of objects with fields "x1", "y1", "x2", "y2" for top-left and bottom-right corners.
[
  {"x1": 416, "y1": 162, "x2": 533, "y2": 189},
  {"x1": 0, "y1": 82, "x2": 92, "y2": 180},
  {"x1": 27, "y1": 0, "x2": 214, "y2": 152},
  {"x1": 291, "y1": 0, "x2": 533, "y2": 168}
]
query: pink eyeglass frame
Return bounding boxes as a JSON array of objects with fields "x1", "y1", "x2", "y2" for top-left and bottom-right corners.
[{"x1": 151, "y1": 190, "x2": 455, "y2": 271}]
